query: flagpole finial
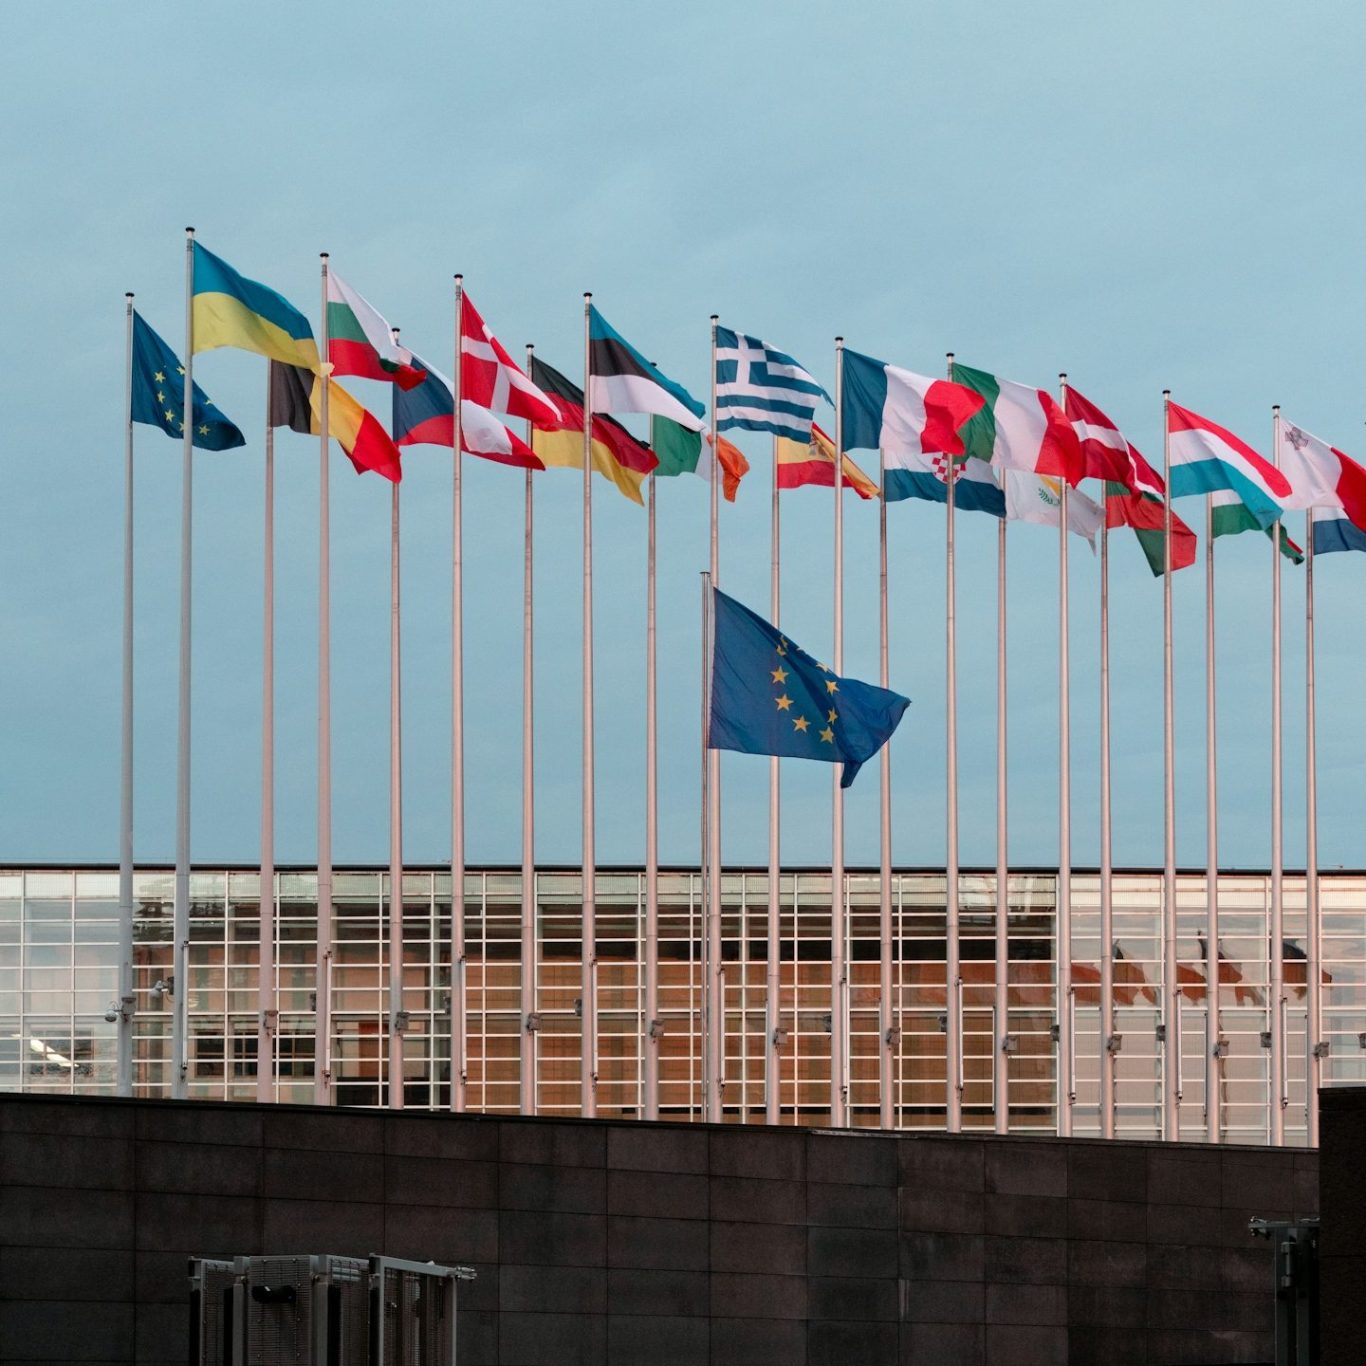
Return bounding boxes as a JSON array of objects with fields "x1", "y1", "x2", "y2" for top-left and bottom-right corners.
[
  {"x1": 710, "y1": 314, "x2": 719, "y2": 322},
  {"x1": 454, "y1": 272, "x2": 463, "y2": 284},
  {"x1": 584, "y1": 291, "x2": 592, "y2": 301},
  {"x1": 1272, "y1": 403, "x2": 1281, "y2": 414},
  {"x1": 835, "y1": 335, "x2": 844, "y2": 344},
  {"x1": 185, "y1": 226, "x2": 194, "y2": 235},
  {"x1": 946, "y1": 351, "x2": 955, "y2": 363},
  {"x1": 125, "y1": 291, "x2": 134, "y2": 300},
  {"x1": 1059, "y1": 371, "x2": 1068, "y2": 383},
  {"x1": 319, "y1": 251, "x2": 329, "y2": 260}
]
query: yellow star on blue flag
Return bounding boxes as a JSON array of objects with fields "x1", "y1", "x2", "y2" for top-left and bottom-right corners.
[
  {"x1": 707, "y1": 586, "x2": 909, "y2": 786},
  {"x1": 131, "y1": 311, "x2": 244, "y2": 451}
]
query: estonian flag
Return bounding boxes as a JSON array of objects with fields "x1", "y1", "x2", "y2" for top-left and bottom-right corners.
[{"x1": 587, "y1": 305, "x2": 706, "y2": 431}]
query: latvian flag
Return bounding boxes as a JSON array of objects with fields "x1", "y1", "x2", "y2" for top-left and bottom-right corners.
[
  {"x1": 715, "y1": 326, "x2": 828, "y2": 441},
  {"x1": 1275, "y1": 418, "x2": 1366, "y2": 559},
  {"x1": 1167, "y1": 401, "x2": 1292, "y2": 529},
  {"x1": 392, "y1": 354, "x2": 542, "y2": 470},
  {"x1": 588, "y1": 305, "x2": 706, "y2": 431},
  {"x1": 1064, "y1": 384, "x2": 1195, "y2": 575}
]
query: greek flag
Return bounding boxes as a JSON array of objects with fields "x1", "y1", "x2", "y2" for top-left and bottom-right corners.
[{"x1": 715, "y1": 326, "x2": 829, "y2": 441}]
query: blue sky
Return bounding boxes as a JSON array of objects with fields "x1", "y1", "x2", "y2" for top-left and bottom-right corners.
[{"x1": 2, "y1": 2, "x2": 1364, "y2": 871}]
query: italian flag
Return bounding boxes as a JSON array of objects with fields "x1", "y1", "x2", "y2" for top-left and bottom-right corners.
[
  {"x1": 327, "y1": 271, "x2": 427, "y2": 390},
  {"x1": 952, "y1": 361, "x2": 1085, "y2": 485}
]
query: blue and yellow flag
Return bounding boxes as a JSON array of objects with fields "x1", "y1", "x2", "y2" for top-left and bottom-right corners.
[
  {"x1": 131, "y1": 311, "x2": 244, "y2": 451},
  {"x1": 708, "y1": 587, "x2": 909, "y2": 787},
  {"x1": 192, "y1": 242, "x2": 319, "y2": 370}
]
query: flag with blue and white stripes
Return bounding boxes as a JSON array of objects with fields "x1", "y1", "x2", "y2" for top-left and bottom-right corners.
[{"x1": 715, "y1": 326, "x2": 830, "y2": 441}]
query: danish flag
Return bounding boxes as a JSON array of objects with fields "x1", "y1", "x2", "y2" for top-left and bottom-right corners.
[{"x1": 459, "y1": 291, "x2": 558, "y2": 425}]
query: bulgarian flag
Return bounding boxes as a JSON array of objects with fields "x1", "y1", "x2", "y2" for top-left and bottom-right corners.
[
  {"x1": 952, "y1": 361, "x2": 1085, "y2": 485},
  {"x1": 1065, "y1": 383, "x2": 1194, "y2": 574},
  {"x1": 651, "y1": 417, "x2": 749, "y2": 501},
  {"x1": 775, "y1": 423, "x2": 878, "y2": 498},
  {"x1": 326, "y1": 271, "x2": 426, "y2": 390},
  {"x1": 269, "y1": 362, "x2": 402, "y2": 483}
]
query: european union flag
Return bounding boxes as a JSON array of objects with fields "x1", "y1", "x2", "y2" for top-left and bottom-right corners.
[
  {"x1": 708, "y1": 587, "x2": 909, "y2": 787},
  {"x1": 131, "y1": 311, "x2": 244, "y2": 451}
]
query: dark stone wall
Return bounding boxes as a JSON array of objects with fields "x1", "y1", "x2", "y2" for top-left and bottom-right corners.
[
  {"x1": 0, "y1": 1095, "x2": 1316, "y2": 1366},
  {"x1": 1320, "y1": 1086, "x2": 1366, "y2": 1366}
]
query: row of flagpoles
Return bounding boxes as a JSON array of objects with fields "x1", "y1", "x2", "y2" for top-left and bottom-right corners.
[{"x1": 115, "y1": 231, "x2": 1356, "y2": 1145}]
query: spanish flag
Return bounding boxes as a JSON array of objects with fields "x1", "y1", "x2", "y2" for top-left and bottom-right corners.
[
  {"x1": 192, "y1": 242, "x2": 320, "y2": 371},
  {"x1": 530, "y1": 354, "x2": 658, "y2": 504},
  {"x1": 775, "y1": 422, "x2": 879, "y2": 499}
]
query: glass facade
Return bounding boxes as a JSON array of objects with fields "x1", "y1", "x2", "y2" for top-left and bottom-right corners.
[{"x1": 1, "y1": 864, "x2": 1359, "y2": 1144}]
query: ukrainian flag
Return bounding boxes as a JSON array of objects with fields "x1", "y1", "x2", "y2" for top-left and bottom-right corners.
[{"x1": 192, "y1": 242, "x2": 319, "y2": 371}]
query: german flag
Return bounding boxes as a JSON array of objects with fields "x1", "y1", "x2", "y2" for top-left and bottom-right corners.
[
  {"x1": 531, "y1": 355, "x2": 658, "y2": 504},
  {"x1": 775, "y1": 423, "x2": 878, "y2": 499}
]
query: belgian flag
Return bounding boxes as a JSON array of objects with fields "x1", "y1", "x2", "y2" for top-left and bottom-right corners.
[{"x1": 530, "y1": 355, "x2": 658, "y2": 504}]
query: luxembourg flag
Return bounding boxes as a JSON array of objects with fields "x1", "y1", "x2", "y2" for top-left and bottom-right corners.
[
  {"x1": 841, "y1": 348, "x2": 985, "y2": 463},
  {"x1": 1166, "y1": 401, "x2": 1292, "y2": 529}
]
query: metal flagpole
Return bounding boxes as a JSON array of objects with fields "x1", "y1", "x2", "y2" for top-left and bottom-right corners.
[
  {"x1": 388, "y1": 329, "x2": 405, "y2": 1111},
  {"x1": 1270, "y1": 406, "x2": 1286, "y2": 1146},
  {"x1": 945, "y1": 352, "x2": 962, "y2": 1134},
  {"x1": 1305, "y1": 508, "x2": 1322, "y2": 1146},
  {"x1": 700, "y1": 567, "x2": 715, "y2": 1124},
  {"x1": 451, "y1": 275, "x2": 467, "y2": 1112},
  {"x1": 172, "y1": 229, "x2": 194, "y2": 1102},
  {"x1": 1204, "y1": 491, "x2": 1219, "y2": 1144},
  {"x1": 705, "y1": 316, "x2": 723, "y2": 1123},
  {"x1": 1162, "y1": 390, "x2": 1180, "y2": 1140},
  {"x1": 879, "y1": 444, "x2": 894, "y2": 1131},
  {"x1": 1057, "y1": 376, "x2": 1074, "y2": 1138},
  {"x1": 258, "y1": 377, "x2": 277, "y2": 1105},
  {"x1": 645, "y1": 425, "x2": 660, "y2": 1122},
  {"x1": 994, "y1": 508, "x2": 1009, "y2": 1135},
  {"x1": 118, "y1": 293, "x2": 136, "y2": 1097},
  {"x1": 522, "y1": 345, "x2": 538, "y2": 1117},
  {"x1": 581, "y1": 293, "x2": 598, "y2": 1118},
  {"x1": 1099, "y1": 507, "x2": 1116, "y2": 1138},
  {"x1": 315, "y1": 252, "x2": 334, "y2": 1107},
  {"x1": 768, "y1": 434, "x2": 783, "y2": 1126},
  {"x1": 831, "y1": 338, "x2": 848, "y2": 1128}
]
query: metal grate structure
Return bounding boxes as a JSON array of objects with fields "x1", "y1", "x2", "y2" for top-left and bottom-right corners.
[{"x1": 187, "y1": 1255, "x2": 472, "y2": 1366}]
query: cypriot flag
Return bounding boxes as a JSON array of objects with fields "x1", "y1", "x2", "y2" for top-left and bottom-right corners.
[{"x1": 1004, "y1": 470, "x2": 1103, "y2": 549}]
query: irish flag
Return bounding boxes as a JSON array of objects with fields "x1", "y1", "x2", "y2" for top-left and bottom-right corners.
[
  {"x1": 775, "y1": 423, "x2": 878, "y2": 499},
  {"x1": 952, "y1": 361, "x2": 1084, "y2": 485},
  {"x1": 326, "y1": 271, "x2": 426, "y2": 390},
  {"x1": 1166, "y1": 401, "x2": 1291, "y2": 529}
]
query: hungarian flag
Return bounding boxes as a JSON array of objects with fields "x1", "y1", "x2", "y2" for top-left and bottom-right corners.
[
  {"x1": 775, "y1": 423, "x2": 878, "y2": 498},
  {"x1": 1167, "y1": 401, "x2": 1291, "y2": 529},
  {"x1": 390, "y1": 354, "x2": 541, "y2": 469},
  {"x1": 326, "y1": 271, "x2": 426, "y2": 390},
  {"x1": 460, "y1": 291, "x2": 557, "y2": 424},
  {"x1": 651, "y1": 417, "x2": 748, "y2": 500},
  {"x1": 1064, "y1": 384, "x2": 1194, "y2": 575},
  {"x1": 269, "y1": 362, "x2": 402, "y2": 483},
  {"x1": 952, "y1": 361, "x2": 1085, "y2": 486},
  {"x1": 1209, "y1": 487, "x2": 1304, "y2": 562},
  {"x1": 529, "y1": 354, "x2": 658, "y2": 504}
]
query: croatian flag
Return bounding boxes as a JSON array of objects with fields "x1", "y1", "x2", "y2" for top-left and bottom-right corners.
[
  {"x1": 715, "y1": 327, "x2": 829, "y2": 441},
  {"x1": 841, "y1": 348, "x2": 985, "y2": 466},
  {"x1": 1166, "y1": 401, "x2": 1292, "y2": 529}
]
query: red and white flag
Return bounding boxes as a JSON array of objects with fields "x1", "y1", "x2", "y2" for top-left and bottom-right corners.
[
  {"x1": 460, "y1": 291, "x2": 557, "y2": 425},
  {"x1": 1064, "y1": 385, "x2": 1164, "y2": 498},
  {"x1": 1275, "y1": 418, "x2": 1366, "y2": 526}
]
